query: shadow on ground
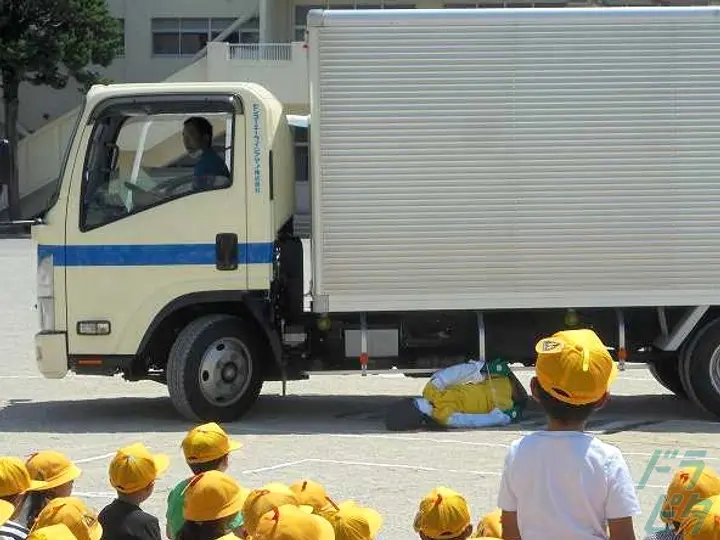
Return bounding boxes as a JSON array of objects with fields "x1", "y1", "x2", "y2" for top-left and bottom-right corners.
[{"x1": 0, "y1": 391, "x2": 716, "y2": 435}]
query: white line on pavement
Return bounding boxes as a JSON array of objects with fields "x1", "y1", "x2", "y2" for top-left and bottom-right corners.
[
  {"x1": 75, "y1": 452, "x2": 116, "y2": 464},
  {"x1": 242, "y1": 457, "x2": 501, "y2": 477},
  {"x1": 242, "y1": 460, "x2": 309, "y2": 474},
  {"x1": 74, "y1": 491, "x2": 115, "y2": 498}
]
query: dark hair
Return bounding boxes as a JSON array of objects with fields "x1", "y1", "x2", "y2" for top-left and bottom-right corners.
[
  {"x1": 177, "y1": 518, "x2": 230, "y2": 540},
  {"x1": 184, "y1": 117, "x2": 213, "y2": 146},
  {"x1": 25, "y1": 491, "x2": 50, "y2": 529},
  {"x1": 189, "y1": 455, "x2": 227, "y2": 475},
  {"x1": 534, "y1": 379, "x2": 599, "y2": 424}
]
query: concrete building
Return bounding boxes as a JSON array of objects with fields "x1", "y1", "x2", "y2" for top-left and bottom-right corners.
[{"x1": 3, "y1": 0, "x2": 715, "y2": 219}]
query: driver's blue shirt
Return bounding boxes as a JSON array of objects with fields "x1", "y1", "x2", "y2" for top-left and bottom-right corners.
[{"x1": 193, "y1": 149, "x2": 230, "y2": 189}]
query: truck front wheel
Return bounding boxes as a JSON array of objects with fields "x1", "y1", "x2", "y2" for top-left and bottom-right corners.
[{"x1": 167, "y1": 314, "x2": 264, "y2": 422}]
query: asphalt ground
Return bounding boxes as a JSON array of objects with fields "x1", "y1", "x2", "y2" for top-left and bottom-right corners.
[{"x1": 1, "y1": 238, "x2": 719, "y2": 539}]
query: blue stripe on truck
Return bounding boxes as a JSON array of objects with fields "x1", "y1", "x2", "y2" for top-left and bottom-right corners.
[{"x1": 37, "y1": 243, "x2": 274, "y2": 267}]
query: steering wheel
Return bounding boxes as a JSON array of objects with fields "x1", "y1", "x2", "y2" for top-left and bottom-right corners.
[
  {"x1": 123, "y1": 181, "x2": 154, "y2": 196},
  {"x1": 156, "y1": 175, "x2": 195, "y2": 195}
]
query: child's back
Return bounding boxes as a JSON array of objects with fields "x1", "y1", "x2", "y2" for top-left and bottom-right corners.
[
  {"x1": 99, "y1": 443, "x2": 168, "y2": 540},
  {"x1": 167, "y1": 423, "x2": 243, "y2": 540},
  {"x1": 499, "y1": 430, "x2": 638, "y2": 539},
  {"x1": 498, "y1": 329, "x2": 641, "y2": 540}
]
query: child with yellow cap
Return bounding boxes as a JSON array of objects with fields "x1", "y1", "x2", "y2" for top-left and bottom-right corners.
[
  {"x1": 414, "y1": 487, "x2": 473, "y2": 540},
  {"x1": 98, "y1": 443, "x2": 169, "y2": 540},
  {"x1": 30, "y1": 497, "x2": 102, "y2": 540},
  {"x1": 242, "y1": 483, "x2": 312, "y2": 537},
  {"x1": 0, "y1": 456, "x2": 48, "y2": 540},
  {"x1": 26, "y1": 524, "x2": 77, "y2": 540},
  {"x1": 166, "y1": 423, "x2": 243, "y2": 540},
  {"x1": 678, "y1": 495, "x2": 720, "y2": 540},
  {"x1": 644, "y1": 466, "x2": 720, "y2": 540},
  {"x1": 25, "y1": 451, "x2": 82, "y2": 529},
  {"x1": 471, "y1": 509, "x2": 501, "y2": 539},
  {"x1": 497, "y1": 329, "x2": 641, "y2": 540},
  {"x1": 253, "y1": 505, "x2": 335, "y2": 540},
  {"x1": 0, "y1": 501, "x2": 15, "y2": 529},
  {"x1": 178, "y1": 470, "x2": 248, "y2": 540},
  {"x1": 324, "y1": 499, "x2": 382, "y2": 540},
  {"x1": 290, "y1": 480, "x2": 333, "y2": 516}
]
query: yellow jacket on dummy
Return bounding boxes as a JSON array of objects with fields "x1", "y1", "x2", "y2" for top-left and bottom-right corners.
[{"x1": 414, "y1": 360, "x2": 525, "y2": 428}]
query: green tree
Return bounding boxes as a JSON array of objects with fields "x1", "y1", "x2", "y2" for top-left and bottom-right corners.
[{"x1": 0, "y1": 0, "x2": 122, "y2": 219}]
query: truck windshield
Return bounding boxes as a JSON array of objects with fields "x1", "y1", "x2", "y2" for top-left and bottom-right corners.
[{"x1": 80, "y1": 110, "x2": 234, "y2": 231}]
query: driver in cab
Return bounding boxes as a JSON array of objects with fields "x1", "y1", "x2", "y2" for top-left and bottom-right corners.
[
  {"x1": 130, "y1": 116, "x2": 230, "y2": 208},
  {"x1": 182, "y1": 116, "x2": 231, "y2": 187}
]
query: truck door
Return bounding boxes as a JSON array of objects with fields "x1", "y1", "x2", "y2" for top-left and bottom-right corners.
[{"x1": 63, "y1": 94, "x2": 248, "y2": 360}]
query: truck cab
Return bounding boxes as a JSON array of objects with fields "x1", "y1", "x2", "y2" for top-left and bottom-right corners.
[{"x1": 33, "y1": 82, "x2": 302, "y2": 421}]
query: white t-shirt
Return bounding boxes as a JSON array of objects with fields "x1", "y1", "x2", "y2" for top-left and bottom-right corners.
[{"x1": 497, "y1": 431, "x2": 642, "y2": 540}]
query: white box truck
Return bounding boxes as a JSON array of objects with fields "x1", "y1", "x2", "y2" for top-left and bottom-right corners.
[{"x1": 28, "y1": 6, "x2": 720, "y2": 421}]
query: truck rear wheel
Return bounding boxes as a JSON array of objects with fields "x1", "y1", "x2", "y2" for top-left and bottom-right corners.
[
  {"x1": 680, "y1": 317, "x2": 720, "y2": 419},
  {"x1": 648, "y1": 359, "x2": 687, "y2": 399},
  {"x1": 167, "y1": 314, "x2": 264, "y2": 422}
]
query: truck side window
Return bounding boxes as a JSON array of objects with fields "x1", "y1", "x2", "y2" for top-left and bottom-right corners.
[{"x1": 80, "y1": 111, "x2": 234, "y2": 231}]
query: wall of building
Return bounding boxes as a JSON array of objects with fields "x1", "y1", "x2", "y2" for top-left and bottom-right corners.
[{"x1": 6, "y1": 0, "x2": 260, "y2": 133}]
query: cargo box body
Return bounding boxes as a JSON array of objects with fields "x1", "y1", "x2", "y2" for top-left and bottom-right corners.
[{"x1": 307, "y1": 7, "x2": 720, "y2": 313}]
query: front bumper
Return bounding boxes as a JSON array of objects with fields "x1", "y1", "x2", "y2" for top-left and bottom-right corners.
[{"x1": 35, "y1": 331, "x2": 68, "y2": 379}]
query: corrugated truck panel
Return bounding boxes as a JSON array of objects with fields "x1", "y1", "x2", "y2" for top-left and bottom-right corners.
[{"x1": 308, "y1": 8, "x2": 720, "y2": 312}]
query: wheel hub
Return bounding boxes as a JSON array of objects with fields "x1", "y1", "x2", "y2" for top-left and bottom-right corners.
[
  {"x1": 198, "y1": 337, "x2": 252, "y2": 407},
  {"x1": 221, "y1": 363, "x2": 238, "y2": 383}
]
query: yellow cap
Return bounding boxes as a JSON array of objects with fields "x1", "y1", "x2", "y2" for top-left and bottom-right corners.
[
  {"x1": 473, "y1": 509, "x2": 501, "y2": 538},
  {"x1": 534, "y1": 329, "x2": 617, "y2": 406},
  {"x1": 183, "y1": 470, "x2": 249, "y2": 522},
  {"x1": 414, "y1": 487, "x2": 471, "y2": 540},
  {"x1": 27, "y1": 524, "x2": 78, "y2": 540},
  {"x1": 254, "y1": 504, "x2": 335, "y2": 540},
  {"x1": 31, "y1": 497, "x2": 102, "y2": 540},
  {"x1": 0, "y1": 499, "x2": 14, "y2": 526},
  {"x1": 661, "y1": 466, "x2": 720, "y2": 524},
  {"x1": 109, "y1": 443, "x2": 169, "y2": 495},
  {"x1": 182, "y1": 423, "x2": 242, "y2": 464},
  {"x1": 243, "y1": 484, "x2": 313, "y2": 536},
  {"x1": 290, "y1": 480, "x2": 331, "y2": 514},
  {"x1": 678, "y1": 495, "x2": 720, "y2": 540},
  {"x1": 0, "y1": 456, "x2": 48, "y2": 496},
  {"x1": 325, "y1": 500, "x2": 382, "y2": 540},
  {"x1": 26, "y1": 451, "x2": 82, "y2": 491}
]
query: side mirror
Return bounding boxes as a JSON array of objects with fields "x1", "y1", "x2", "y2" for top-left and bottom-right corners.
[{"x1": 0, "y1": 139, "x2": 10, "y2": 188}]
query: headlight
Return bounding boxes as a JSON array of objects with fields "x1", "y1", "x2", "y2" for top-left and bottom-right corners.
[{"x1": 37, "y1": 255, "x2": 54, "y2": 331}]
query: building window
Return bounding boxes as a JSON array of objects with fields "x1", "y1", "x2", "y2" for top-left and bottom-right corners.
[
  {"x1": 117, "y1": 19, "x2": 125, "y2": 56},
  {"x1": 152, "y1": 17, "x2": 260, "y2": 56},
  {"x1": 445, "y1": 0, "x2": 572, "y2": 5},
  {"x1": 294, "y1": 3, "x2": 414, "y2": 40}
]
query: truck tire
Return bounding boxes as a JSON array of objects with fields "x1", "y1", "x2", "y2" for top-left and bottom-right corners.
[
  {"x1": 680, "y1": 317, "x2": 720, "y2": 419},
  {"x1": 648, "y1": 359, "x2": 688, "y2": 399},
  {"x1": 167, "y1": 314, "x2": 264, "y2": 422}
]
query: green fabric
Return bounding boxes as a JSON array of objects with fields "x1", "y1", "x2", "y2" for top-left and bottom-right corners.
[
  {"x1": 166, "y1": 478, "x2": 244, "y2": 539},
  {"x1": 488, "y1": 358, "x2": 525, "y2": 422},
  {"x1": 486, "y1": 358, "x2": 513, "y2": 378}
]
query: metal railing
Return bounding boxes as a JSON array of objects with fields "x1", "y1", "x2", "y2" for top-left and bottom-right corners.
[{"x1": 228, "y1": 43, "x2": 293, "y2": 61}]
